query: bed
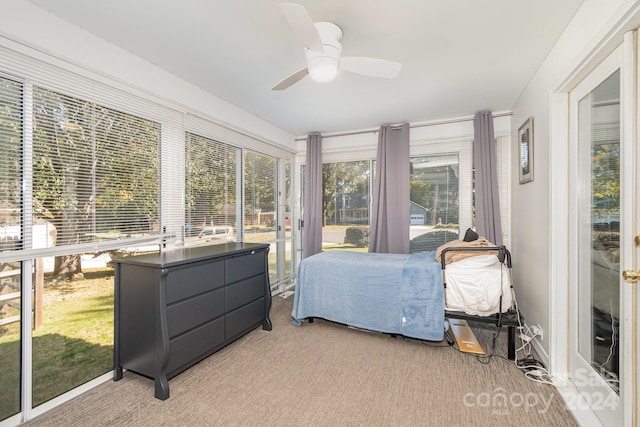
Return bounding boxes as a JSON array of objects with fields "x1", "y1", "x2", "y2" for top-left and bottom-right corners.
[
  {"x1": 291, "y1": 250, "x2": 445, "y2": 341},
  {"x1": 291, "y1": 245, "x2": 519, "y2": 356}
]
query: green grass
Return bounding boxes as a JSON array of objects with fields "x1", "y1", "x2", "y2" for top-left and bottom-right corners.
[
  {"x1": 322, "y1": 243, "x2": 368, "y2": 252},
  {"x1": 0, "y1": 268, "x2": 114, "y2": 419}
]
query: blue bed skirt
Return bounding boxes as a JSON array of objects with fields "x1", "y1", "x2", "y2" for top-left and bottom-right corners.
[{"x1": 291, "y1": 250, "x2": 444, "y2": 341}]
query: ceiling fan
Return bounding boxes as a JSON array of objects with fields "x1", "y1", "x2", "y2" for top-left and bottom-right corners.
[{"x1": 272, "y1": 3, "x2": 402, "y2": 90}]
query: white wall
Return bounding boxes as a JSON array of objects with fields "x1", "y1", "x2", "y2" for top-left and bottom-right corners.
[
  {"x1": 510, "y1": 0, "x2": 638, "y2": 362},
  {"x1": 1, "y1": 0, "x2": 296, "y2": 151}
]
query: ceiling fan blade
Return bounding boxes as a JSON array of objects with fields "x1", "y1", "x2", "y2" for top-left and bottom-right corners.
[
  {"x1": 272, "y1": 68, "x2": 308, "y2": 90},
  {"x1": 340, "y1": 57, "x2": 402, "y2": 79},
  {"x1": 279, "y1": 3, "x2": 323, "y2": 52}
]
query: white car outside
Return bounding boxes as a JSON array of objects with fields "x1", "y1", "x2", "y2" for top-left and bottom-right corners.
[{"x1": 198, "y1": 226, "x2": 234, "y2": 241}]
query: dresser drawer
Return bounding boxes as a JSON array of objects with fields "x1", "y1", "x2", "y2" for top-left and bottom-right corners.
[
  {"x1": 168, "y1": 317, "x2": 225, "y2": 375},
  {"x1": 226, "y1": 275, "x2": 265, "y2": 312},
  {"x1": 225, "y1": 298, "x2": 264, "y2": 339},
  {"x1": 226, "y1": 250, "x2": 265, "y2": 284},
  {"x1": 166, "y1": 260, "x2": 224, "y2": 304},
  {"x1": 167, "y1": 288, "x2": 225, "y2": 338}
]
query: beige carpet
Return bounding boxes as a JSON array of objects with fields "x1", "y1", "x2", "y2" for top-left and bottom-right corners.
[{"x1": 26, "y1": 296, "x2": 577, "y2": 426}]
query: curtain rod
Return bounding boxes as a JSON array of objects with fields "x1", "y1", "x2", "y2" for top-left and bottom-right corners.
[{"x1": 294, "y1": 111, "x2": 513, "y2": 141}]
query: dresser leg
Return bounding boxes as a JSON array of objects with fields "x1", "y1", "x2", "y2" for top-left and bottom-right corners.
[
  {"x1": 154, "y1": 375, "x2": 169, "y2": 400},
  {"x1": 113, "y1": 365, "x2": 123, "y2": 381},
  {"x1": 263, "y1": 297, "x2": 272, "y2": 331}
]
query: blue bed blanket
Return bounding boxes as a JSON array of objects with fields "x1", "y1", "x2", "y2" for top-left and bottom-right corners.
[{"x1": 291, "y1": 250, "x2": 444, "y2": 341}]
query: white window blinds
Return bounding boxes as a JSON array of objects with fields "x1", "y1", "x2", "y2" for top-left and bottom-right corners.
[
  {"x1": 0, "y1": 43, "x2": 178, "y2": 258},
  {"x1": 31, "y1": 86, "x2": 161, "y2": 248},
  {"x1": 243, "y1": 150, "x2": 277, "y2": 237},
  {"x1": 495, "y1": 135, "x2": 511, "y2": 248},
  {"x1": 185, "y1": 132, "x2": 238, "y2": 245},
  {"x1": 0, "y1": 75, "x2": 23, "y2": 252}
]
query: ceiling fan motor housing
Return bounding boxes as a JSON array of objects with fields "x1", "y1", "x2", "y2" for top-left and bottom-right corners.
[{"x1": 305, "y1": 22, "x2": 342, "y2": 82}]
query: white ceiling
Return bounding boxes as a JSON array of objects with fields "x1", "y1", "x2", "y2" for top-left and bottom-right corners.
[{"x1": 26, "y1": 0, "x2": 584, "y2": 137}]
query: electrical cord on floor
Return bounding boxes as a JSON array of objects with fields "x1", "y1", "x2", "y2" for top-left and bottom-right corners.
[
  {"x1": 507, "y1": 288, "x2": 554, "y2": 384},
  {"x1": 440, "y1": 321, "x2": 554, "y2": 384},
  {"x1": 512, "y1": 301, "x2": 554, "y2": 384},
  {"x1": 474, "y1": 329, "x2": 500, "y2": 364},
  {"x1": 515, "y1": 356, "x2": 554, "y2": 385}
]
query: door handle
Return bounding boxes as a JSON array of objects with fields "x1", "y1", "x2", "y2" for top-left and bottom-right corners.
[{"x1": 622, "y1": 269, "x2": 639, "y2": 282}]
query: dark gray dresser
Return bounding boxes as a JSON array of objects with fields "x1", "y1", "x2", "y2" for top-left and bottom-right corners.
[{"x1": 113, "y1": 242, "x2": 271, "y2": 400}]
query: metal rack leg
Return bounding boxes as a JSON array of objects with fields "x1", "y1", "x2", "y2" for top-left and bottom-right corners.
[{"x1": 507, "y1": 326, "x2": 516, "y2": 360}]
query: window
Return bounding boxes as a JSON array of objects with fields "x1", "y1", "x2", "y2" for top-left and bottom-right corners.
[
  {"x1": 282, "y1": 158, "x2": 294, "y2": 288},
  {"x1": 0, "y1": 75, "x2": 23, "y2": 420},
  {"x1": 409, "y1": 154, "x2": 461, "y2": 252},
  {"x1": 244, "y1": 150, "x2": 276, "y2": 233},
  {"x1": 322, "y1": 160, "x2": 371, "y2": 251},
  {"x1": 30, "y1": 87, "x2": 161, "y2": 407},
  {"x1": 495, "y1": 135, "x2": 511, "y2": 248},
  {"x1": 185, "y1": 132, "x2": 238, "y2": 245},
  {"x1": 0, "y1": 77, "x2": 162, "y2": 417},
  {"x1": 243, "y1": 150, "x2": 278, "y2": 286},
  {"x1": 470, "y1": 135, "x2": 511, "y2": 247},
  {"x1": 32, "y1": 87, "x2": 160, "y2": 252}
]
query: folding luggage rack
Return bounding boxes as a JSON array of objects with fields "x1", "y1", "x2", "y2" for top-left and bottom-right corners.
[{"x1": 440, "y1": 245, "x2": 522, "y2": 360}]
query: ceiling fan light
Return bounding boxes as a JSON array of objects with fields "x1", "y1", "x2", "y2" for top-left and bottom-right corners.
[{"x1": 308, "y1": 56, "x2": 338, "y2": 82}]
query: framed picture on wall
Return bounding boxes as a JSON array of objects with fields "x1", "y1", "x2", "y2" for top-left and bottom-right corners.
[{"x1": 518, "y1": 117, "x2": 534, "y2": 184}]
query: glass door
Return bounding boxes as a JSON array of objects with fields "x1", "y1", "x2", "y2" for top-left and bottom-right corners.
[{"x1": 569, "y1": 46, "x2": 626, "y2": 425}]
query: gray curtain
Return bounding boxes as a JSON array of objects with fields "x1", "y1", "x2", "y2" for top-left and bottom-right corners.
[
  {"x1": 473, "y1": 111, "x2": 503, "y2": 246},
  {"x1": 303, "y1": 133, "x2": 323, "y2": 257},
  {"x1": 368, "y1": 123, "x2": 410, "y2": 254}
]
